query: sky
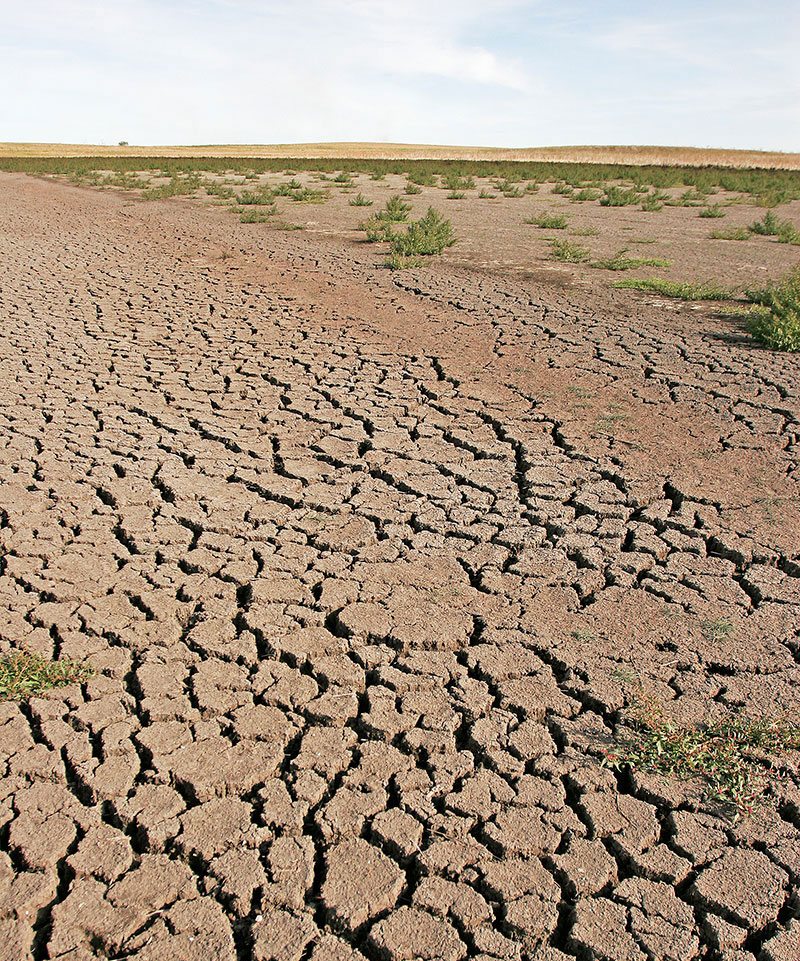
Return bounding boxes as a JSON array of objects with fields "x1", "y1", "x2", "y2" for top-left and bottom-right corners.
[{"x1": 1, "y1": 0, "x2": 798, "y2": 151}]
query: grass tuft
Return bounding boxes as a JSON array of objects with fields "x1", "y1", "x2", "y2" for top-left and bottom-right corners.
[
  {"x1": 549, "y1": 239, "x2": 590, "y2": 263},
  {"x1": 0, "y1": 651, "x2": 93, "y2": 700},
  {"x1": 698, "y1": 203, "x2": 726, "y2": 218},
  {"x1": 348, "y1": 192, "x2": 373, "y2": 207},
  {"x1": 528, "y1": 212, "x2": 569, "y2": 229},
  {"x1": 600, "y1": 185, "x2": 639, "y2": 207},
  {"x1": 612, "y1": 278, "x2": 733, "y2": 300},
  {"x1": 240, "y1": 206, "x2": 275, "y2": 222}
]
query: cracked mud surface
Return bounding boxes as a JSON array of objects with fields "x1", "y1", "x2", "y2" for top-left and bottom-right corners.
[{"x1": 1, "y1": 172, "x2": 799, "y2": 960}]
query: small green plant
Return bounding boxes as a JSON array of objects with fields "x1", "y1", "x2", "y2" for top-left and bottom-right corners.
[
  {"x1": 749, "y1": 210, "x2": 780, "y2": 235},
  {"x1": 275, "y1": 221, "x2": 305, "y2": 231},
  {"x1": 362, "y1": 216, "x2": 396, "y2": 242},
  {"x1": 525, "y1": 182, "x2": 540, "y2": 194},
  {"x1": 572, "y1": 226, "x2": 600, "y2": 236},
  {"x1": 552, "y1": 182, "x2": 574, "y2": 196},
  {"x1": 710, "y1": 227, "x2": 750, "y2": 241},
  {"x1": 497, "y1": 181, "x2": 523, "y2": 198},
  {"x1": 443, "y1": 174, "x2": 475, "y2": 191},
  {"x1": 528, "y1": 212, "x2": 569, "y2": 229},
  {"x1": 408, "y1": 173, "x2": 436, "y2": 186},
  {"x1": 378, "y1": 195, "x2": 412, "y2": 222},
  {"x1": 591, "y1": 249, "x2": 671, "y2": 271},
  {"x1": 667, "y1": 188, "x2": 707, "y2": 207},
  {"x1": 640, "y1": 194, "x2": 664, "y2": 212},
  {"x1": 0, "y1": 651, "x2": 93, "y2": 700},
  {"x1": 237, "y1": 189, "x2": 273, "y2": 205},
  {"x1": 549, "y1": 239, "x2": 590, "y2": 263},
  {"x1": 612, "y1": 278, "x2": 732, "y2": 300},
  {"x1": 390, "y1": 206, "x2": 455, "y2": 260},
  {"x1": 746, "y1": 267, "x2": 800, "y2": 351},
  {"x1": 699, "y1": 204, "x2": 726, "y2": 218},
  {"x1": 240, "y1": 206, "x2": 275, "y2": 223},
  {"x1": 572, "y1": 188, "x2": 600, "y2": 202},
  {"x1": 478, "y1": 189, "x2": 497, "y2": 199},
  {"x1": 446, "y1": 190, "x2": 466, "y2": 200},
  {"x1": 602, "y1": 689, "x2": 800, "y2": 816},
  {"x1": 404, "y1": 182, "x2": 423, "y2": 195},
  {"x1": 333, "y1": 172, "x2": 352, "y2": 184},
  {"x1": 776, "y1": 221, "x2": 800, "y2": 244},
  {"x1": 289, "y1": 187, "x2": 326, "y2": 204},
  {"x1": 349, "y1": 192, "x2": 373, "y2": 207},
  {"x1": 600, "y1": 185, "x2": 639, "y2": 207}
]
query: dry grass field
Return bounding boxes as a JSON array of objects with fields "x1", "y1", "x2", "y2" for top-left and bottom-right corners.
[{"x1": 3, "y1": 140, "x2": 800, "y2": 169}]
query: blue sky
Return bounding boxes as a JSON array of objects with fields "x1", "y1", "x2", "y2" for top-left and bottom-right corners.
[{"x1": 1, "y1": 0, "x2": 798, "y2": 150}]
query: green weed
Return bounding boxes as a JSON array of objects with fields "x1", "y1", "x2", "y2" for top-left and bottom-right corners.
[
  {"x1": 549, "y1": 240, "x2": 590, "y2": 263},
  {"x1": 349, "y1": 192, "x2": 373, "y2": 207},
  {"x1": 600, "y1": 185, "x2": 639, "y2": 207},
  {"x1": 746, "y1": 267, "x2": 800, "y2": 351},
  {"x1": 591, "y1": 249, "x2": 671, "y2": 271},
  {"x1": 613, "y1": 278, "x2": 733, "y2": 300},
  {"x1": 0, "y1": 651, "x2": 93, "y2": 700},
  {"x1": 572, "y1": 188, "x2": 601, "y2": 202},
  {"x1": 404, "y1": 182, "x2": 423, "y2": 195},
  {"x1": 602, "y1": 688, "x2": 800, "y2": 815},
  {"x1": 749, "y1": 211, "x2": 780, "y2": 235},
  {"x1": 378, "y1": 195, "x2": 412, "y2": 222},
  {"x1": 390, "y1": 206, "x2": 455, "y2": 258},
  {"x1": 699, "y1": 204, "x2": 726, "y2": 218},
  {"x1": 240, "y1": 206, "x2": 275, "y2": 222},
  {"x1": 528, "y1": 212, "x2": 569, "y2": 229}
]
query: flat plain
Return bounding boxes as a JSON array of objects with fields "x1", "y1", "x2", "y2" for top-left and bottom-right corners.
[{"x1": 1, "y1": 153, "x2": 799, "y2": 961}]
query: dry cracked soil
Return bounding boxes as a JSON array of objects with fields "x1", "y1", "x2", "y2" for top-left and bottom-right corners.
[{"x1": 1, "y1": 172, "x2": 800, "y2": 961}]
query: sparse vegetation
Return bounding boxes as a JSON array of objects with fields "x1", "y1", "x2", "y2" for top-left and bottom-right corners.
[
  {"x1": 613, "y1": 278, "x2": 732, "y2": 300},
  {"x1": 389, "y1": 206, "x2": 455, "y2": 261},
  {"x1": 348, "y1": 192, "x2": 373, "y2": 206},
  {"x1": 746, "y1": 267, "x2": 800, "y2": 351},
  {"x1": 240, "y1": 206, "x2": 275, "y2": 222},
  {"x1": 377, "y1": 195, "x2": 412, "y2": 223},
  {"x1": 710, "y1": 227, "x2": 750, "y2": 240},
  {"x1": 603, "y1": 688, "x2": 800, "y2": 815},
  {"x1": 699, "y1": 204, "x2": 725, "y2": 218},
  {"x1": 549, "y1": 239, "x2": 590, "y2": 263},
  {"x1": 404, "y1": 182, "x2": 423, "y2": 195},
  {"x1": 528, "y1": 212, "x2": 569, "y2": 229},
  {"x1": 600, "y1": 185, "x2": 639, "y2": 207},
  {"x1": 749, "y1": 211, "x2": 780, "y2": 235},
  {"x1": 571, "y1": 187, "x2": 600, "y2": 202},
  {"x1": 590, "y1": 249, "x2": 671, "y2": 271},
  {"x1": 0, "y1": 651, "x2": 93, "y2": 700}
]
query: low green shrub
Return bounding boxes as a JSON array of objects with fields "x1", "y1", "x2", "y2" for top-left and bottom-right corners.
[
  {"x1": 549, "y1": 239, "x2": 590, "y2": 262},
  {"x1": 746, "y1": 267, "x2": 800, "y2": 351},
  {"x1": 390, "y1": 207, "x2": 455, "y2": 258},
  {"x1": 528, "y1": 212, "x2": 568, "y2": 229},
  {"x1": 349, "y1": 192, "x2": 373, "y2": 206}
]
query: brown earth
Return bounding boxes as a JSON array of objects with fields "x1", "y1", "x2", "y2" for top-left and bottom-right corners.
[{"x1": 1, "y1": 171, "x2": 799, "y2": 961}]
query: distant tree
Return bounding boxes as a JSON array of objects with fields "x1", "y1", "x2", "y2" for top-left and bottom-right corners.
[{"x1": 118, "y1": 140, "x2": 129, "y2": 146}]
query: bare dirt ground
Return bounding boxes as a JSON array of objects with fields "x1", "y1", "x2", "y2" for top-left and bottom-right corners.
[{"x1": 1, "y1": 171, "x2": 800, "y2": 961}]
